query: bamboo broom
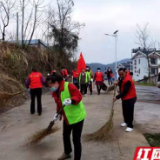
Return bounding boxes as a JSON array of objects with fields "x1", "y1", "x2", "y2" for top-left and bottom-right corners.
[
  {"x1": 25, "y1": 106, "x2": 64, "y2": 146},
  {"x1": 84, "y1": 85, "x2": 117, "y2": 142}
]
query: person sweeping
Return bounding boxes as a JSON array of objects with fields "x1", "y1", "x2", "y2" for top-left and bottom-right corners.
[
  {"x1": 113, "y1": 68, "x2": 137, "y2": 132},
  {"x1": 46, "y1": 73, "x2": 87, "y2": 160},
  {"x1": 26, "y1": 68, "x2": 45, "y2": 116}
]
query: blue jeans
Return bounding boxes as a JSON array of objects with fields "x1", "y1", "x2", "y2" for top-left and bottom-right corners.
[{"x1": 108, "y1": 78, "x2": 113, "y2": 86}]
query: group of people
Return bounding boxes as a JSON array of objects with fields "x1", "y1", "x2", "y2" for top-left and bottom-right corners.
[
  {"x1": 25, "y1": 66, "x2": 136, "y2": 160},
  {"x1": 72, "y1": 66, "x2": 112, "y2": 96}
]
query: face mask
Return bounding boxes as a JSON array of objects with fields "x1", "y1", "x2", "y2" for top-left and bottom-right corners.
[
  {"x1": 98, "y1": 70, "x2": 101, "y2": 72},
  {"x1": 50, "y1": 86, "x2": 58, "y2": 92}
]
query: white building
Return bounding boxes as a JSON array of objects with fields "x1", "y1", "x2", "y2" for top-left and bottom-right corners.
[{"x1": 132, "y1": 48, "x2": 160, "y2": 81}]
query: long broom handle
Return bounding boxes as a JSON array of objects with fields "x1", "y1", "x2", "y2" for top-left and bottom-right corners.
[
  {"x1": 112, "y1": 85, "x2": 123, "y2": 156},
  {"x1": 111, "y1": 85, "x2": 117, "y2": 109},
  {"x1": 47, "y1": 106, "x2": 65, "y2": 131}
]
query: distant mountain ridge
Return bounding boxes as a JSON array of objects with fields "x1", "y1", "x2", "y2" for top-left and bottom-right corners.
[{"x1": 87, "y1": 58, "x2": 131, "y2": 73}]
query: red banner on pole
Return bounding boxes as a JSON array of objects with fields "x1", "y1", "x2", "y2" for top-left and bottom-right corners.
[{"x1": 77, "y1": 52, "x2": 86, "y2": 74}]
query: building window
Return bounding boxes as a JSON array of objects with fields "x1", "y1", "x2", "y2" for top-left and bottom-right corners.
[
  {"x1": 139, "y1": 59, "x2": 140, "y2": 64},
  {"x1": 134, "y1": 59, "x2": 137, "y2": 65},
  {"x1": 151, "y1": 68, "x2": 158, "y2": 75},
  {"x1": 139, "y1": 69, "x2": 140, "y2": 74},
  {"x1": 151, "y1": 58, "x2": 157, "y2": 65}
]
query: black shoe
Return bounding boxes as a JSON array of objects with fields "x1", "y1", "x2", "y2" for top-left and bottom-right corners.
[
  {"x1": 38, "y1": 113, "x2": 42, "y2": 116},
  {"x1": 90, "y1": 92, "x2": 92, "y2": 95}
]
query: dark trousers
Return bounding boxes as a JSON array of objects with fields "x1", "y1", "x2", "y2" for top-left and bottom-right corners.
[
  {"x1": 74, "y1": 83, "x2": 79, "y2": 90},
  {"x1": 80, "y1": 84, "x2": 87, "y2": 95},
  {"x1": 96, "y1": 85, "x2": 102, "y2": 95},
  {"x1": 30, "y1": 88, "x2": 42, "y2": 115},
  {"x1": 108, "y1": 78, "x2": 112, "y2": 86},
  {"x1": 122, "y1": 97, "x2": 136, "y2": 128},
  {"x1": 88, "y1": 81, "x2": 92, "y2": 94},
  {"x1": 63, "y1": 120, "x2": 84, "y2": 160}
]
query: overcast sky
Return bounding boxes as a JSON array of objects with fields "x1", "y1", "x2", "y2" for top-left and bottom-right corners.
[{"x1": 70, "y1": 0, "x2": 160, "y2": 64}]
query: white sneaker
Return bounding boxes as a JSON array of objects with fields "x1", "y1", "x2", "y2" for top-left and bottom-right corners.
[
  {"x1": 121, "y1": 123, "x2": 127, "y2": 127},
  {"x1": 126, "y1": 127, "x2": 133, "y2": 132}
]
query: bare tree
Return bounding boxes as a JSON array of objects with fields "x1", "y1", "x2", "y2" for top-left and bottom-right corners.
[
  {"x1": 136, "y1": 23, "x2": 157, "y2": 81},
  {"x1": 0, "y1": 0, "x2": 15, "y2": 41},
  {"x1": 48, "y1": 0, "x2": 84, "y2": 61},
  {"x1": 151, "y1": 39, "x2": 157, "y2": 49},
  {"x1": 17, "y1": 0, "x2": 48, "y2": 48}
]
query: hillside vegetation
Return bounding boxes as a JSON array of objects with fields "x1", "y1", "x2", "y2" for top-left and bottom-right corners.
[{"x1": 0, "y1": 42, "x2": 75, "y2": 113}]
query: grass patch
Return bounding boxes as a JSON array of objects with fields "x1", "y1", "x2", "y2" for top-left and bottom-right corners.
[
  {"x1": 144, "y1": 133, "x2": 160, "y2": 147},
  {"x1": 136, "y1": 82, "x2": 156, "y2": 86}
]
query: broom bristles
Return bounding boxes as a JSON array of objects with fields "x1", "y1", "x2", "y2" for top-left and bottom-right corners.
[
  {"x1": 25, "y1": 126, "x2": 59, "y2": 146},
  {"x1": 84, "y1": 109, "x2": 114, "y2": 142},
  {"x1": 107, "y1": 85, "x2": 115, "y2": 92}
]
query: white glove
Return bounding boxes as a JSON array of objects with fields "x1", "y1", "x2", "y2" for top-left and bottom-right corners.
[
  {"x1": 63, "y1": 98, "x2": 72, "y2": 106},
  {"x1": 91, "y1": 78, "x2": 93, "y2": 82},
  {"x1": 53, "y1": 113, "x2": 60, "y2": 121}
]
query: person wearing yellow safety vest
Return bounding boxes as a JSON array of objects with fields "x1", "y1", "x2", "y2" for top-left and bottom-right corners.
[
  {"x1": 46, "y1": 73, "x2": 86, "y2": 160},
  {"x1": 79, "y1": 68, "x2": 89, "y2": 96},
  {"x1": 86, "y1": 66, "x2": 93, "y2": 95}
]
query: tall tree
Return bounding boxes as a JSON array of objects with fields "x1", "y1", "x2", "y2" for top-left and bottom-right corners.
[
  {"x1": 18, "y1": 0, "x2": 47, "y2": 48},
  {"x1": 48, "y1": 0, "x2": 84, "y2": 66},
  {"x1": 136, "y1": 23, "x2": 152, "y2": 80},
  {"x1": 0, "y1": 0, "x2": 15, "y2": 41}
]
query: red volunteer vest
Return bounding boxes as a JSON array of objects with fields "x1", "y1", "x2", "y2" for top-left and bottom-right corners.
[
  {"x1": 61, "y1": 69, "x2": 68, "y2": 78},
  {"x1": 51, "y1": 69, "x2": 57, "y2": 74},
  {"x1": 29, "y1": 72, "x2": 42, "y2": 89},
  {"x1": 95, "y1": 72, "x2": 103, "y2": 82},
  {"x1": 72, "y1": 70, "x2": 79, "y2": 78},
  {"x1": 121, "y1": 74, "x2": 136, "y2": 100}
]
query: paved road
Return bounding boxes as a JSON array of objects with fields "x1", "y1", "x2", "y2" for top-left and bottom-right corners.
[
  {"x1": 136, "y1": 85, "x2": 160, "y2": 104},
  {"x1": 0, "y1": 87, "x2": 150, "y2": 160}
]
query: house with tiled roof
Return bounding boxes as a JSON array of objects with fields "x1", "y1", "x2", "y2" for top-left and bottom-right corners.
[{"x1": 131, "y1": 47, "x2": 160, "y2": 81}]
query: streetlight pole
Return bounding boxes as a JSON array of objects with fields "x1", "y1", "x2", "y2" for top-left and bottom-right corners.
[{"x1": 105, "y1": 30, "x2": 118, "y2": 79}]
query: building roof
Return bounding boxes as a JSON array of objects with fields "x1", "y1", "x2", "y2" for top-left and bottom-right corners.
[
  {"x1": 9, "y1": 39, "x2": 48, "y2": 47},
  {"x1": 131, "y1": 51, "x2": 146, "y2": 60}
]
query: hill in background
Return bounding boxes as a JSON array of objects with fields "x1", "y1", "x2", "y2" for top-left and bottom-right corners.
[{"x1": 87, "y1": 58, "x2": 131, "y2": 73}]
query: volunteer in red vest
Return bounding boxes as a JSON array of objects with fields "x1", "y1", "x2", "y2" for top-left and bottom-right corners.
[
  {"x1": 51, "y1": 67, "x2": 57, "y2": 74},
  {"x1": 72, "y1": 69, "x2": 79, "y2": 89},
  {"x1": 46, "y1": 73, "x2": 86, "y2": 160},
  {"x1": 105, "y1": 67, "x2": 113, "y2": 86},
  {"x1": 113, "y1": 68, "x2": 137, "y2": 132},
  {"x1": 26, "y1": 68, "x2": 45, "y2": 115},
  {"x1": 61, "y1": 67, "x2": 69, "y2": 81},
  {"x1": 94, "y1": 67, "x2": 104, "y2": 95}
]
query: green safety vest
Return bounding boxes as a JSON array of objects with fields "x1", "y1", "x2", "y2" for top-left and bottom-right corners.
[
  {"x1": 61, "y1": 82, "x2": 87, "y2": 125},
  {"x1": 86, "y1": 71, "x2": 91, "y2": 81},
  {"x1": 79, "y1": 73, "x2": 89, "y2": 83}
]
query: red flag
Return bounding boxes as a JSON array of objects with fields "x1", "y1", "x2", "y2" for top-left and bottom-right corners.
[{"x1": 77, "y1": 52, "x2": 86, "y2": 74}]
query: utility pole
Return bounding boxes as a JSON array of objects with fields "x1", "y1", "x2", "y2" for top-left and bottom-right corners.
[
  {"x1": 104, "y1": 30, "x2": 119, "y2": 79},
  {"x1": 22, "y1": 0, "x2": 24, "y2": 46},
  {"x1": 16, "y1": 12, "x2": 19, "y2": 42}
]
